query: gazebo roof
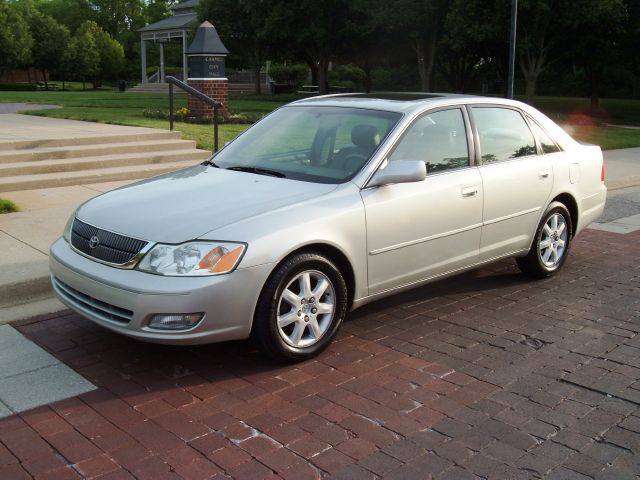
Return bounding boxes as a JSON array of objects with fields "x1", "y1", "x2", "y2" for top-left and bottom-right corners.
[
  {"x1": 171, "y1": 0, "x2": 199, "y2": 13},
  {"x1": 138, "y1": 12, "x2": 198, "y2": 33},
  {"x1": 186, "y1": 21, "x2": 229, "y2": 55}
]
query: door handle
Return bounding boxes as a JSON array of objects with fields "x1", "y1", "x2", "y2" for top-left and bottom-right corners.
[
  {"x1": 539, "y1": 169, "x2": 551, "y2": 178},
  {"x1": 461, "y1": 186, "x2": 478, "y2": 197}
]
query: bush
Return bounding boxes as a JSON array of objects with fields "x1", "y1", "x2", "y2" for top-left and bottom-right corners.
[
  {"x1": 0, "y1": 83, "x2": 37, "y2": 91},
  {"x1": 0, "y1": 198, "x2": 18, "y2": 214},
  {"x1": 329, "y1": 64, "x2": 365, "y2": 90},
  {"x1": 269, "y1": 64, "x2": 308, "y2": 88}
]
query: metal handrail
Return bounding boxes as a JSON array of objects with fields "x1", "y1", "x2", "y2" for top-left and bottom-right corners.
[{"x1": 166, "y1": 76, "x2": 222, "y2": 152}]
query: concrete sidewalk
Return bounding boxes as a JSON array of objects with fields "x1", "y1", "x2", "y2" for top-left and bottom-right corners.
[{"x1": 0, "y1": 148, "x2": 639, "y2": 324}]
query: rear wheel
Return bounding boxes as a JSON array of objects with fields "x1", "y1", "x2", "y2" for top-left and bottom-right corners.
[
  {"x1": 253, "y1": 252, "x2": 348, "y2": 362},
  {"x1": 517, "y1": 202, "x2": 572, "y2": 278}
]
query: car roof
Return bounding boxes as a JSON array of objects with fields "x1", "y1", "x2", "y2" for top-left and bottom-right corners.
[{"x1": 291, "y1": 93, "x2": 527, "y2": 114}]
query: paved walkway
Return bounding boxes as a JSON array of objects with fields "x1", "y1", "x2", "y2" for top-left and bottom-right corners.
[
  {"x1": 0, "y1": 227, "x2": 639, "y2": 479},
  {"x1": 0, "y1": 104, "x2": 60, "y2": 115}
]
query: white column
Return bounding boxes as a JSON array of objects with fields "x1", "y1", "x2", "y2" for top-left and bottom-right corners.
[
  {"x1": 141, "y1": 37, "x2": 147, "y2": 84},
  {"x1": 159, "y1": 41, "x2": 165, "y2": 83},
  {"x1": 182, "y1": 30, "x2": 188, "y2": 83}
]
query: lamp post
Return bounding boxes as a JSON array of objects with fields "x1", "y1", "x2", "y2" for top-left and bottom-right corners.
[{"x1": 507, "y1": 0, "x2": 518, "y2": 99}]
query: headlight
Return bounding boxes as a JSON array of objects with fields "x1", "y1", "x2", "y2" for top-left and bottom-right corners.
[
  {"x1": 136, "y1": 242, "x2": 246, "y2": 276},
  {"x1": 62, "y1": 214, "x2": 75, "y2": 243}
]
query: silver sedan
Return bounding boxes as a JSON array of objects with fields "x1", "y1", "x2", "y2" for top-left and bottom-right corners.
[{"x1": 50, "y1": 94, "x2": 607, "y2": 361}]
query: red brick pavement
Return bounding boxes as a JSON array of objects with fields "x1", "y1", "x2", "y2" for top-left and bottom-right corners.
[{"x1": 1, "y1": 228, "x2": 639, "y2": 479}]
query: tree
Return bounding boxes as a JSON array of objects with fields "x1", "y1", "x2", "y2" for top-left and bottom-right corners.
[
  {"x1": 267, "y1": 0, "x2": 357, "y2": 94},
  {"x1": 66, "y1": 28, "x2": 100, "y2": 89},
  {"x1": 89, "y1": 0, "x2": 145, "y2": 39},
  {"x1": 0, "y1": 1, "x2": 33, "y2": 76},
  {"x1": 28, "y1": 12, "x2": 70, "y2": 89},
  {"x1": 77, "y1": 20, "x2": 126, "y2": 86},
  {"x1": 199, "y1": 0, "x2": 271, "y2": 94},
  {"x1": 38, "y1": 0, "x2": 96, "y2": 33},
  {"x1": 562, "y1": 0, "x2": 627, "y2": 110},
  {"x1": 444, "y1": 0, "x2": 509, "y2": 94},
  {"x1": 385, "y1": 0, "x2": 448, "y2": 92}
]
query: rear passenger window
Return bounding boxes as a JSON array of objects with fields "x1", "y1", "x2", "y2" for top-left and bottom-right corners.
[
  {"x1": 473, "y1": 107, "x2": 536, "y2": 164},
  {"x1": 528, "y1": 118, "x2": 561, "y2": 154},
  {"x1": 389, "y1": 108, "x2": 469, "y2": 174}
]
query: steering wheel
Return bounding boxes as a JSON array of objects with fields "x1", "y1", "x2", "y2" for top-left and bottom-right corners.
[{"x1": 340, "y1": 153, "x2": 369, "y2": 173}]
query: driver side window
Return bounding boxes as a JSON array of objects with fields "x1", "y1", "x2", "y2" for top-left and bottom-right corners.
[{"x1": 389, "y1": 108, "x2": 470, "y2": 174}]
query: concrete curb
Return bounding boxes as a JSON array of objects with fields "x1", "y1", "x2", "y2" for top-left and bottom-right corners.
[
  {"x1": 605, "y1": 176, "x2": 640, "y2": 191},
  {"x1": 0, "y1": 272, "x2": 51, "y2": 307}
]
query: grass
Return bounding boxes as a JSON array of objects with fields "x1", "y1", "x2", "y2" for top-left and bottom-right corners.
[
  {"x1": 0, "y1": 198, "x2": 19, "y2": 214},
  {"x1": 0, "y1": 90, "x2": 294, "y2": 150},
  {"x1": 0, "y1": 89, "x2": 639, "y2": 150}
]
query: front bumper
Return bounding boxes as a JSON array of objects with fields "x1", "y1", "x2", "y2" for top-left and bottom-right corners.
[{"x1": 50, "y1": 238, "x2": 273, "y2": 345}]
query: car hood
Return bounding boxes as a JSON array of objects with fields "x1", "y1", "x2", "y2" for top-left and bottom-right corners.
[{"x1": 76, "y1": 165, "x2": 338, "y2": 243}]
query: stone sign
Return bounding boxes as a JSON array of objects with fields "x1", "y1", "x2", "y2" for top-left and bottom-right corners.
[{"x1": 188, "y1": 55, "x2": 225, "y2": 79}]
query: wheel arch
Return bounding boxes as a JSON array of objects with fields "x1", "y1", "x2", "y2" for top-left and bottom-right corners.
[
  {"x1": 280, "y1": 243, "x2": 356, "y2": 309},
  {"x1": 251, "y1": 242, "x2": 357, "y2": 331},
  {"x1": 550, "y1": 192, "x2": 578, "y2": 238}
]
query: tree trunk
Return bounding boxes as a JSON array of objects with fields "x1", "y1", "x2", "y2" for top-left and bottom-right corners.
[
  {"x1": 412, "y1": 36, "x2": 437, "y2": 92},
  {"x1": 524, "y1": 75, "x2": 536, "y2": 104},
  {"x1": 363, "y1": 65, "x2": 372, "y2": 93},
  {"x1": 413, "y1": 40, "x2": 429, "y2": 91},
  {"x1": 42, "y1": 69, "x2": 49, "y2": 90},
  {"x1": 253, "y1": 62, "x2": 262, "y2": 95},
  {"x1": 317, "y1": 58, "x2": 329, "y2": 95}
]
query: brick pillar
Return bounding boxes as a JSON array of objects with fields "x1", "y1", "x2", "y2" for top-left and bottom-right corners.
[{"x1": 187, "y1": 79, "x2": 228, "y2": 119}]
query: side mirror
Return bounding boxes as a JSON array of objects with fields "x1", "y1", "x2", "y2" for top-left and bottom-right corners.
[{"x1": 368, "y1": 160, "x2": 426, "y2": 187}]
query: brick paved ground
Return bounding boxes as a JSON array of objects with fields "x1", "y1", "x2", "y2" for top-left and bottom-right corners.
[{"x1": 1, "y1": 228, "x2": 639, "y2": 480}]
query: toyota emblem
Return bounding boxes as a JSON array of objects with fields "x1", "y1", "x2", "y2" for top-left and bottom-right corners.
[{"x1": 89, "y1": 235, "x2": 100, "y2": 249}]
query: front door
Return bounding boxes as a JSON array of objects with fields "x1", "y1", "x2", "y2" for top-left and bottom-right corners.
[{"x1": 361, "y1": 107, "x2": 483, "y2": 294}]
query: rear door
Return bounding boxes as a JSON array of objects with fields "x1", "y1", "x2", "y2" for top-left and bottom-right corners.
[{"x1": 470, "y1": 106, "x2": 553, "y2": 260}]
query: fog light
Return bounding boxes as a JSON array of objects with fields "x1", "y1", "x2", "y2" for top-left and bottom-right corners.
[{"x1": 148, "y1": 313, "x2": 204, "y2": 331}]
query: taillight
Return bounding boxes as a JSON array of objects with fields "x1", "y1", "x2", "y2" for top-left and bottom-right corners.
[{"x1": 601, "y1": 160, "x2": 605, "y2": 181}]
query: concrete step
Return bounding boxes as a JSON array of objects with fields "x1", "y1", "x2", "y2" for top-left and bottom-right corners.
[
  {"x1": 0, "y1": 148, "x2": 209, "y2": 177},
  {"x1": 0, "y1": 130, "x2": 182, "y2": 152},
  {"x1": 0, "y1": 157, "x2": 208, "y2": 192},
  {"x1": 0, "y1": 139, "x2": 198, "y2": 163}
]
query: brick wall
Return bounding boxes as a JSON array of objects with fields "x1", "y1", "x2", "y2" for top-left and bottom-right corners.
[{"x1": 187, "y1": 79, "x2": 229, "y2": 119}]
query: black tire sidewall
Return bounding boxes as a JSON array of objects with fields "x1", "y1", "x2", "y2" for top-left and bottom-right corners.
[{"x1": 255, "y1": 253, "x2": 348, "y2": 362}]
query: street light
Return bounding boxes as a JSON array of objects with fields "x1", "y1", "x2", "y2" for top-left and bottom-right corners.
[{"x1": 507, "y1": 0, "x2": 518, "y2": 99}]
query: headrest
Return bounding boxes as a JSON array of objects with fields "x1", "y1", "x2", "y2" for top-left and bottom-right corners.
[{"x1": 351, "y1": 124, "x2": 380, "y2": 149}]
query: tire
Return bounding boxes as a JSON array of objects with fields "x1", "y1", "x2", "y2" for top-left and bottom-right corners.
[
  {"x1": 517, "y1": 201, "x2": 573, "y2": 278},
  {"x1": 253, "y1": 252, "x2": 348, "y2": 362}
]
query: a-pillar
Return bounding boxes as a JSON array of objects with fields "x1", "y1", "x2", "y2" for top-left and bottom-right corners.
[{"x1": 187, "y1": 79, "x2": 228, "y2": 118}]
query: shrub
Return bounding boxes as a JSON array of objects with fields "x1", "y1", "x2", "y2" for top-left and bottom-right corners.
[
  {"x1": 329, "y1": 64, "x2": 365, "y2": 90},
  {"x1": 0, "y1": 198, "x2": 18, "y2": 214},
  {"x1": 269, "y1": 64, "x2": 308, "y2": 88},
  {"x1": 0, "y1": 83, "x2": 37, "y2": 91}
]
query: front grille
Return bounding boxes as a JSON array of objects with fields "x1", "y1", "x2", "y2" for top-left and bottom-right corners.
[
  {"x1": 71, "y1": 218, "x2": 148, "y2": 266},
  {"x1": 52, "y1": 276, "x2": 133, "y2": 325}
]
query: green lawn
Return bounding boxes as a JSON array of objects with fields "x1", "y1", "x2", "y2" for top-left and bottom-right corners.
[
  {"x1": 0, "y1": 89, "x2": 639, "y2": 151},
  {"x1": 0, "y1": 90, "x2": 295, "y2": 151}
]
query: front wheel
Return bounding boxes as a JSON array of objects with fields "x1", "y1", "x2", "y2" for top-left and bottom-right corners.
[
  {"x1": 253, "y1": 252, "x2": 348, "y2": 362},
  {"x1": 517, "y1": 202, "x2": 572, "y2": 278}
]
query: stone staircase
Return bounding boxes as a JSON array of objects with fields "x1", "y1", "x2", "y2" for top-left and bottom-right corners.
[
  {"x1": 128, "y1": 83, "x2": 185, "y2": 94},
  {"x1": 129, "y1": 82, "x2": 260, "y2": 95},
  {"x1": 0, "y1": 131, "x2": 210, "y2": 192}
]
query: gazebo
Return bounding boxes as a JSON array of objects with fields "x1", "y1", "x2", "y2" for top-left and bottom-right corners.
[{"x1": 138, "y1": 0, "x2": 200, "y2": 84}]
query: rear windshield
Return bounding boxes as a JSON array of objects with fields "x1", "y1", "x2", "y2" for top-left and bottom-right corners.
[{"x1": 212, "y1": 106, "x2": 402, "y2": 183}]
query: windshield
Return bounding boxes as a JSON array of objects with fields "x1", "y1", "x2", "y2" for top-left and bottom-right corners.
[{"x1": 211, "y1": 106, "x2": 402, "y2": 183}]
